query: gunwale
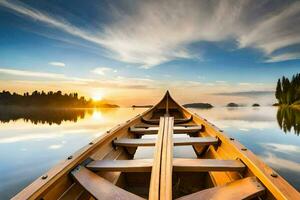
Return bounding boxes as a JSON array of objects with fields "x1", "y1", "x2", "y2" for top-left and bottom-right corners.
[{"x1": 12, "y1": 91, "x2": 300, "y2": 200}]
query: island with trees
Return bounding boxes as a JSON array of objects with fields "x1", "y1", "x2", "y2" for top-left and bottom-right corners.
[
  {"x1": 252, "y1": 103, "x2": 260, "y2": 107},
  {"x1": 0, "y1": 90, "x2": 119, "y2": 108},
  {"x1": 183, "y1": 103, "x2": 213, "y2": 109},
  {"x1": 275, "y1": 73, "x2": 300, "y2": 109},
  {"x1": 226, "y1": 102, "x2": 239, "y2": 107}
]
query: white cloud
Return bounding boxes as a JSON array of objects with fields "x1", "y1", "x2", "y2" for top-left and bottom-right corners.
[
  {"x1": 0, "y1": 68, "x2": 65, "y2": 79},
  {"x1": 0, "y1": 67, "x2": 93, "y2": 83},
  {"x1": 49, "y1": 144, "x2": 62, "y2": 149},
  {"x1": 92, "y1": 67, "x2": 114, "y2": 75},
  {"x1": 263, "y1": 143, "x2": 300, "y2": 153},
  {"x1": 261, "y1": 152, "x2": 300, "y2": 172},
  {"x1": 216, "y1": 80, "x2": 227, "y2": 84},
  {"x1": 1, "y1": 0, "x2": 300, "y2": 67},
  {"x1": 49, "y1": 62, "x2": 65, "y2": 67},
  {"x1": 239, "y1": 83, "x2": 251, "y2": 86},
  {"x1": 265, "y1": 52, "x2": 300, "y2": 63}
]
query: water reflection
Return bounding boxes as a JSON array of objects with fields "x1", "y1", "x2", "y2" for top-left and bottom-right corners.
[
  {"x1": 1, "y1": 106, "x2": 300, "y2": 198},
  {"x1": 0, "y1": 106, "x2": 92, "y2": 125},
  {"x1": 277, "y1": 106, "x2": 300, "y2": 135},
  {"x1": 0, "y1": 107, "x2": 120, "y2": 125},
  {"x1": 0, "y1": 107, "x2": 146, "y2": 199}
]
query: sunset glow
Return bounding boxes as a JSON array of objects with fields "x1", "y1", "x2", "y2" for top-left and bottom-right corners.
[
  {"x1": 92, "y1": 93, "x2": 104, "y2": 101},
  {"x1": 0, "y1": 0, "x2": 300, "y2": 106}
]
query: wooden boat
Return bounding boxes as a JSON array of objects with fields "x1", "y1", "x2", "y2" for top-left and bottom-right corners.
[{"x1": 13, "y1": 91, "x2": 300, "y2": 200}]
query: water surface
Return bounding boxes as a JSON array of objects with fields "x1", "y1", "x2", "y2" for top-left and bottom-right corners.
[{"x1": 0, "y1": 106, "x2": 299, "y2": 199}]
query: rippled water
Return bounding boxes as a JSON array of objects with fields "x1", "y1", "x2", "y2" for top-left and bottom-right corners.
[{"x1": 0, "y1": 106, "x2": 299, "y2": 199}]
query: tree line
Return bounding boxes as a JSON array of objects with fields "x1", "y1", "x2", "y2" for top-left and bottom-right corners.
[
  {"x1": 0, "y1": 90, "x2": 118, "y2": 108},
  {"x1": 275, "y1": 73, "x2": 300, "y2": 105}
]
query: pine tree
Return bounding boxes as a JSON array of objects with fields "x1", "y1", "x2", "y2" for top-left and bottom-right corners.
[{"x1": 275, "y1": 79, "x2": 282, "y2": 103}]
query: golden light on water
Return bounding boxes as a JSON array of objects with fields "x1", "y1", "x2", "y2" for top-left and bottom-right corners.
[{"x1": 91, "y1": 110, "x2": 103, "y2": 121}]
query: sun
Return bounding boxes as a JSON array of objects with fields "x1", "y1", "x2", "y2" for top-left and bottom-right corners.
[{"x1": 92, "y1": 93, "x2": 103, "y2": 101}]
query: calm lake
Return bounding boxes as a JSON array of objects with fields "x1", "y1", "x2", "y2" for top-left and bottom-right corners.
[{"x1": 0, "y1": 106, "x2": 300, "y2": 199}]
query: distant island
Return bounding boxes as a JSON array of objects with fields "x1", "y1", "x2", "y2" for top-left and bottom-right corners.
[
  {"x1": 226, "y1": 103, "x2": 239, "y2": 107},
  {"x1": 183, "y1": 103, "x2": 213, "y2": 109},
  {"x1": 252, "y1": 103, "x2": 260, "y2": 107},
  {"x1": 0, "y1": 90, "x2": 119, "y2": 108},
  {"x1": 275, "y1": 73, "x2": 300, "y2": 108},
  {"x1": 132, "y1": 105, "x2": 153, "y2": 108}
]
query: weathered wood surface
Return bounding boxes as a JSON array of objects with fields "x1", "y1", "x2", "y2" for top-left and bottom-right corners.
[
  {"x1": 173, "y1": 158, "x2": 245, "y2": 172},
  {"x1": 71, "y1": 166, "x2": 144, "y2": 200},
  {"x1": 149, "y1": 117, "x2": 165, "y2": 200},
  {"x1": 87, "y1": 159, "x2": 153, "y2": 172},
  {"x1": 141, "y1": 116, "x2": 192, "y2": 125},
  {"x1": 160, "y1": 117, "x2": 174, "y2": 200},
  {"x1": 176, "y1": 177, "x2": 265, "y2": 200},
  {"x1": 113, "y1": 137, "x2": 217, "y2": 147},
  {"x1": 130, "y1": 125, "x2": 202, "y2": 134}
]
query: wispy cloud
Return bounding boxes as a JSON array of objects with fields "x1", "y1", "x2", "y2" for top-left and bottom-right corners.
[
  {"x1": 265, "y1": 52, "x2": 300, "y2": 63},
  {"x1": 0, "y1": 68, "x2": 65, "y2": 79},
  {"x1": 0, "y1": 67, "x2": 93, "y2": 83},
  {"x1": 1, "y1": 0, "x2": 300, "y2": 67},
  {"x1": 263, "y1": 143, "x2": 300, "y2": 153},
  {"x1": 0, "y1": 0, "x2": 105, "y2": 45},
  {"x1": 215, "y1": 90, "x2": 274, "y2": 97},
  {"x1": 92, "y1": 67, "x2": 114, "y2": 75},
  {"x1": 0, "y1": 67, "x2": 157, "y2": 90},
  {"x1": 49, "y1": 62, "x2": 65, "y2": 67}
]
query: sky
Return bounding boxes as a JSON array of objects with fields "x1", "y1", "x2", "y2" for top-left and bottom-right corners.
[{"x1": 0, "y1": 0, "x2": 300, "y2": 106}]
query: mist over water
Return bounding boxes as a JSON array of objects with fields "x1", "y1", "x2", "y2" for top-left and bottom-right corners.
[{"x1": 0, "y1": 106, "x2": 299, "y2": 199}]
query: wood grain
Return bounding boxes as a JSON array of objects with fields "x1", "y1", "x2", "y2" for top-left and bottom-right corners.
[{"x1": 176, "y1": 177, "x2": 265, "y2": 200}]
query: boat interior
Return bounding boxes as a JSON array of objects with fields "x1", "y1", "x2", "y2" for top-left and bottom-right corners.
[{"x1": 13, "y1": 91, "x2": 300, "y2": 200}]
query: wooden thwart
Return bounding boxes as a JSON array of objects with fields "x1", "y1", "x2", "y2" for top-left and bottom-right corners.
[
  {"x1": 85, "y1": 158, "x2": 245, "y2": 172},
  {"x1": 113, "y1": 137, "x2": 218, "y2": 147},
  {"x1": 173, "y1": 158, "x2": 245, "y2": 172},
  {"x1": 71, "y1": 166, "x2": 144, "y2": 200},
  {"x1": 176, "y1": 177, "x2": 265, "y2": 200},
  {"x1": 141, "y1": 116, "x2": 192, "y2": 125},
  {"x1": 130, "y1": 125, "x2": 202, "y2": 134},
  {"x1": 86, "y1": 159, "x2": 153, "y2": 172}
]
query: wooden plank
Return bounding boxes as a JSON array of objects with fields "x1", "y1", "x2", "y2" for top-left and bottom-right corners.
[
  {"x1": 176, "y1": 177, "x2": 265, "y2": 200},
  {"x1": 85, "y1": 158, "x2": 244, "y2": 173},
  {"x1": 113, "y1": 137, "x2": 217, "y2": 147},
  {"x1": 141, "y1": 116, "x2": 192, "y2": 125},
  {"x1": 173, "y1": 158, "x2": 245, "y2": 172},
  {"x1": 160, "y1": 117, "x2": 174, "y2": 200},
  {"x1": 114, "y1": 138, "x2": 156, "y2": 147},
  {"x1": 86, "y1": 159, "x2": 153, "y2": 172},
  {"x1": 71, "y1": 166, "x2": 144, "y2": 200},
  {"x1": 130, "y1": 125, "x2": 202, "y2": 134},
  {"x1": 173, "y1": 137, "x2": 217, "y2": 146},
  {"x1": 149, "y1": 117, "x2": 165, "y2": 200}
]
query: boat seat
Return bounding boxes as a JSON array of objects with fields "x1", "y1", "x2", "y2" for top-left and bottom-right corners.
[
  {"x1": 176, "y1": 177, "x2": 265, "y2": 200},
  {"x1": 86, "y1": 158, "x2": 245, "y2": 172},
  {"x1": 87, "y1": 159, "x2": 153, "y2": 172},
  {"x1": 71, "y1": 166, "x2": 145, "y2": 200},
  {"x1": 141, "y1": 116, "x2": 193, "y2": 125},
  {"x1": 129, "y1": 125, "x2": 203, "y2": 134},
  {"x1": 173, "y1": 158, "x2": 245, "y2": 172},
  {"x1": 113, "y1": 137, "x2": 218, "y2": 147}
]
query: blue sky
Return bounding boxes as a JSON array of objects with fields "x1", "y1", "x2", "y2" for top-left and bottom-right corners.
[{"x1": 0, "y1": 0, "x2": 300, "y2": 106}]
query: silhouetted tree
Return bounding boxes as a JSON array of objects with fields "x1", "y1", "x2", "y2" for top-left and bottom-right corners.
[
  {"x1": 275, "y1": 79, "x2": 282, "y2": 104},
  {"x1": 275, "y1": 73, "x2": 300, "y2": 105}
]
